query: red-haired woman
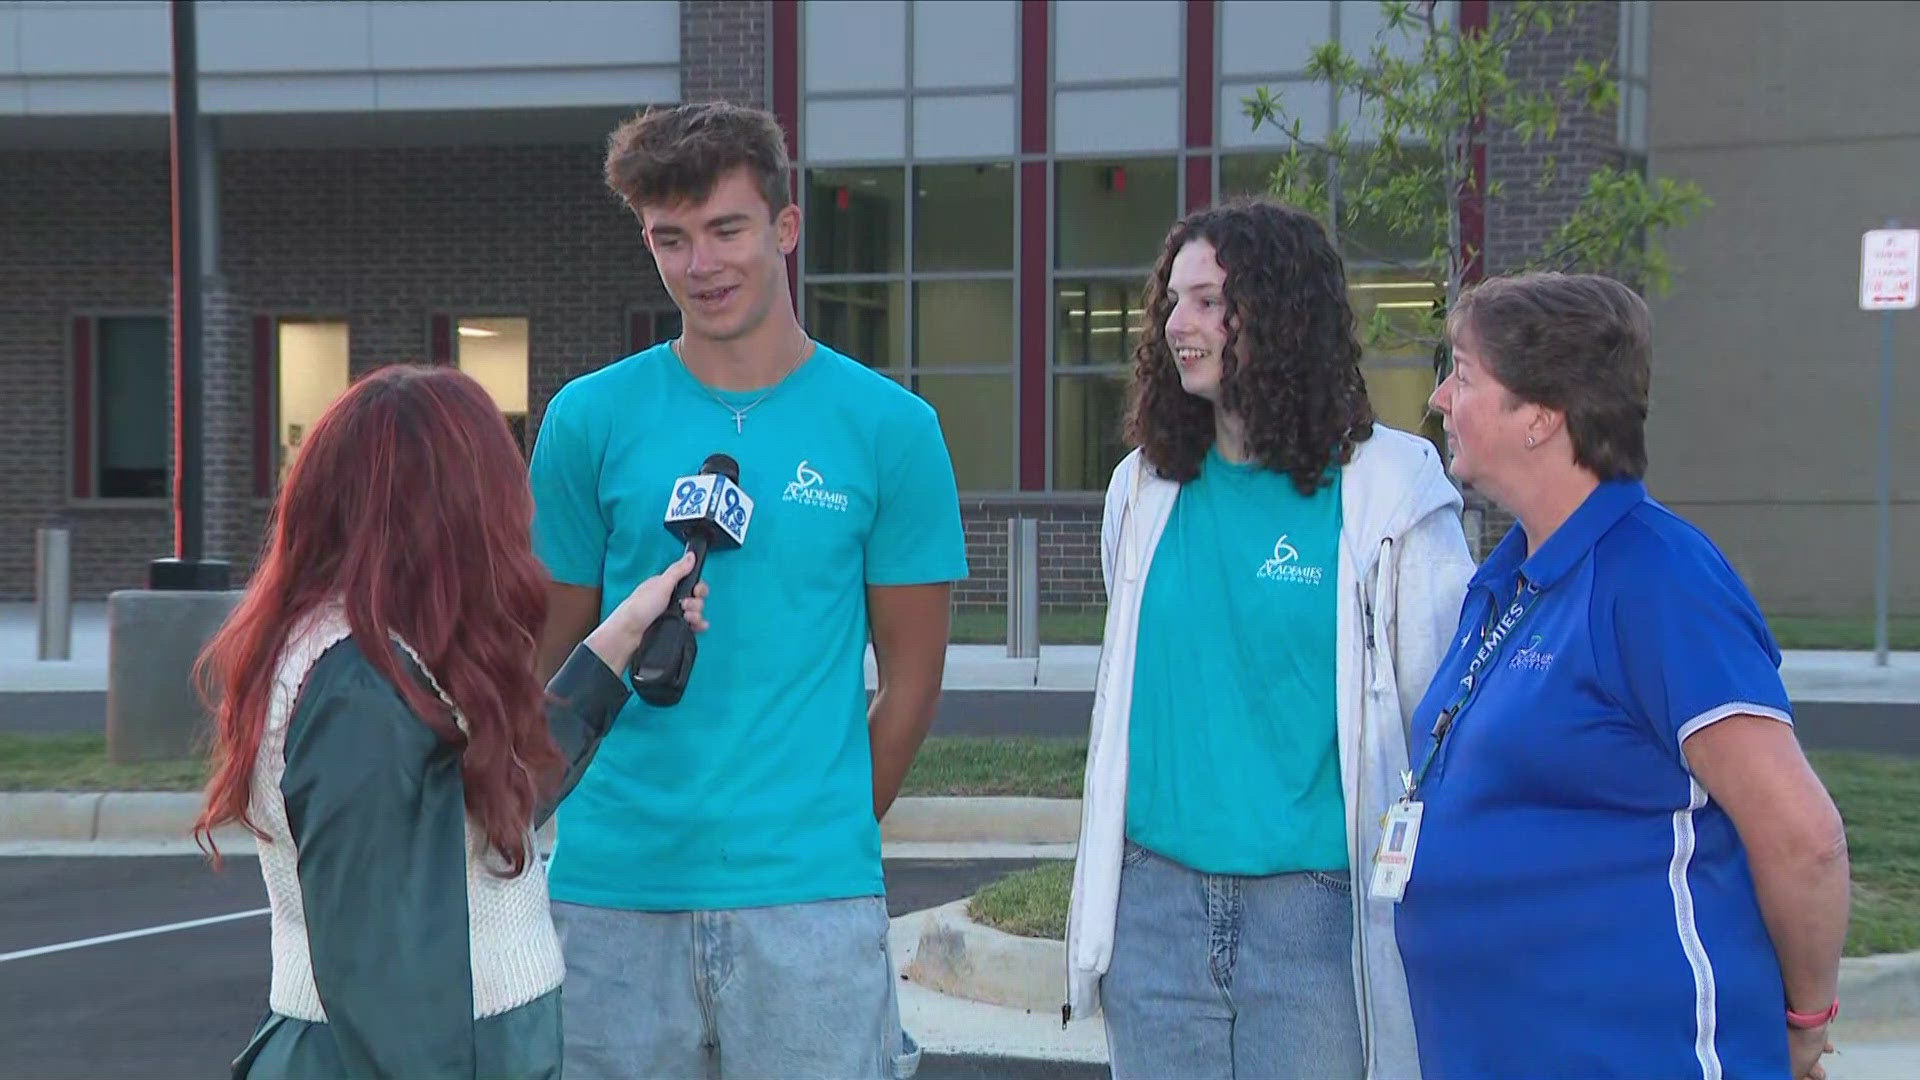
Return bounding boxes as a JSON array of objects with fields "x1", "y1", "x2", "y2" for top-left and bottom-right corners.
[{"x1": 193, "y1": 364, "x2": 708, "y2": 1079}]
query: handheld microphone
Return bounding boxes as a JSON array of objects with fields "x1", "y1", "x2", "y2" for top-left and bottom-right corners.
[{"x1": 628, "y1": 453, "x2": 754, "y2": 706}]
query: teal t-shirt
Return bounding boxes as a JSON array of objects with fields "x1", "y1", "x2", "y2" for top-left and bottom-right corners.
[
  {"x1": 529, "y1": 342, "x2": 969, "y2": 910},
  {"x1": 1126, "y1": 446, "x2": 1347, "y2": 876}
]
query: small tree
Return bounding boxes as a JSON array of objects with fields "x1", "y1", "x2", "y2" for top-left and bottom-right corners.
[{"x1": 1242, "y1": 0, "x2": 1708, "y2": 355}]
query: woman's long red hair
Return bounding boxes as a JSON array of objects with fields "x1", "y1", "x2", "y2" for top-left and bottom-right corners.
[{"x1": 193, "y1": 364, "x2": 564, "y2": 875}]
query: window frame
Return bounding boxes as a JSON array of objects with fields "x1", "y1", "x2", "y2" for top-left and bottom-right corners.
[
  {"x1": 68, "y1": 309, "x2": 172, "y2": 507},
  {"x1": 261, "y1": 312, "x2": 354, "y2": 498},
  {"x1": 795, "y1": 157, "x2": 1023, "y2": 494},
  {"x1": 449, "y1": 311, "x2": 534, "y2": 454}
]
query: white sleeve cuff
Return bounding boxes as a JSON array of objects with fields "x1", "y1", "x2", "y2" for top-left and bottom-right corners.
[{"x1": 1677, "y1": 702, "x2": 1794, "y2": 745}]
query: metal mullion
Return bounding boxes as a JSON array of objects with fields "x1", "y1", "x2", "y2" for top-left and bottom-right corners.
[
  {"x1": 806, "y1": 272, "x2": 908, "y2": 284},
  {"x1": 909, "y1": 270, "x2": 1019, "y2": 282},
  {"x1": 1052, "y1": 75, "x2": 1182, "y2": 92},
  {"x1": 1052, "y1": 266, "x2": 1154, "y2": 279},
  {"x1": 803, "y1": 153, "x2": 1042, "y2": 168},
  {"x1": 1213, "y1": 0, "x2": 1225, "y2": 207},
  {"x1": 913, "y1": 363, "x2": 1017, "y2": 376},
  {"x1": 904, "y1": 2, "x2": 916, "y2": 386}
]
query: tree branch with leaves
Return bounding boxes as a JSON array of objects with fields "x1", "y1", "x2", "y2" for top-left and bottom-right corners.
[{"x1": 1241, "y1": 0, "x2": 1709, "y2": 359}]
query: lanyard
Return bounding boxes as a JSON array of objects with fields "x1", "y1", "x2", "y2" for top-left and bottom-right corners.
[{"x1": 1406, "y1": 577, "x2": 1543, "y2": 801}]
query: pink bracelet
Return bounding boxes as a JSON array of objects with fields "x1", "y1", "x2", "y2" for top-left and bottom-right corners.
[{"x1": 1787, "y1": 998, "x2": 1838, "y2": 1030}]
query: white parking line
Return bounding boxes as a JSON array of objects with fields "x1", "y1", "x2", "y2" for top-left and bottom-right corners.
[{"x1": 0, "y1": 908, "x2": 269, "y2": 964}]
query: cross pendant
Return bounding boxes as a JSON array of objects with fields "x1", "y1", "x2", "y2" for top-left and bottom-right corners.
[{"x1": 733, "y1": 412, "x2": 744, "y2": 434}]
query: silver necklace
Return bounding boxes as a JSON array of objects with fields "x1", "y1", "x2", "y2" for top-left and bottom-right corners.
[{"x1": 672, "y1": 337, "x2": 809, "y2": 434}]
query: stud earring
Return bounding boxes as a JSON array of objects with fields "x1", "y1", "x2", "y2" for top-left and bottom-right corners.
[{"x1": 1526, "y1": 435, "x2": 1537, "y2": 448}]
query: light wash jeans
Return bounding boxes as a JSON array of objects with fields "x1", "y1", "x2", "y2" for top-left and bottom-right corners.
[
  {"x1": 553, "y1": 894, "x2": 919, "y2": 1080},
  {"x1": 1101, "y1": 841, "x2": 1364, "y2": 1080}
]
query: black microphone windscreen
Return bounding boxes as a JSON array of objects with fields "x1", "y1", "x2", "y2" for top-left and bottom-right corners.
[{"x1": 701, "y1": 453, "x2": 741, "y2": 482}]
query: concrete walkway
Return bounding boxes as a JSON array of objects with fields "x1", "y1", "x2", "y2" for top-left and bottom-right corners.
[{"x1": 8, "y1": 602, "x2": 1920, "y2": 703}]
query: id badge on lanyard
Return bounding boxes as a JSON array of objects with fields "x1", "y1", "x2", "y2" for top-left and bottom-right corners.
[{"x1": 1368, "y1": 580, "x2": 1542, "y2": 903}]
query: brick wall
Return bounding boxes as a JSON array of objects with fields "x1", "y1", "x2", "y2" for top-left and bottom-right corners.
[
  {"x1": 0, "y1": 142, "x2": 676, "y2": 600},
  {"x1": 957, "y1": 498, "x2": 1106, "y2": 613},
  {"x1": 0, "y1": 136, "x2": 1114, "y2": 606},
  {"x1": 1469, "y1": 0, "x2": 1624, "y2": 558},
  {"x1": 0, "y1": 150, "x2": 177, "y2": 597},
  {"x1": 1483, "y1": 0, "x2": 1623, "y2": 278},
  {"x1": 681, "y1": 0, "x2": 767, "y2": 106}
]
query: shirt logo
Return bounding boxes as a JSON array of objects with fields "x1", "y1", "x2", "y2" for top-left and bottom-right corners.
[
  {"x1": 782, "y1": 459, "x2": 849, "y2": 512},
  {"x1": 1256, "y1": 534, "x2": 1325, "y2": 585},
  {"x1": 1508, "y1": 633, "x2": 1556, "y2": 672}
]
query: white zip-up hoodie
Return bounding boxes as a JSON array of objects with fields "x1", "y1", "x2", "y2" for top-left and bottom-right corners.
[{"x1": 1064, "y1": 424, "x2": 1475, "y2": 1080}]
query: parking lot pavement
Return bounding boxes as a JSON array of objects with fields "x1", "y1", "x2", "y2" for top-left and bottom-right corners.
[{"x1": 0, "y1": 855, "x2": 1055, "y2": 1080}]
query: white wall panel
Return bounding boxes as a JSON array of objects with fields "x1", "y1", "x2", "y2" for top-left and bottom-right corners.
[
  {"x1": 1054, "y1": 0, "x2": 1179, "y2": 84},
  {"x1": 1, "y1": 0, "x2": 680, "y2": 116},
  {"x1": 22, "y1": 74, "x2": 167, "y2": 115},
  {"x1": 200, "y1": 3, "x2": 373, "y2": 74},
  {"x1": 805, "y1": 96, "x2": 909, "y2": 161},
  {"x1": 1339, "y1": 0, "x2": 1448, "y2": 63},
  {"x1": 1220, "y1": 1, "x2": 1329, "y2": 77},
  {"x1": 913, "y1": 93, "x2": 1015, "y2": 158},
  {"x1": 369, "y1": 2, "x2": 677, "y2": 69},
  {"x1": 0, "y1": 6, "x2": 19, "y2": 78},
  {"x1": 1219, "y1": 79, "x2": 1329, "y2": 147},
  {"x1": 16, "y1": 1, "x2": 170, "y2": 75},
  {"x1": 913, "y1": 0, "x2": 1015, "y2": 89},
  {"x1": 805, "y1": 0, "x2": 907, "y2": 92},
  {"x1": 200, "y1": 73, "x2": 377, "y2": 114},
  {"x1": 1054, "y1": 86, "x2": 1179, "y2": 155}
]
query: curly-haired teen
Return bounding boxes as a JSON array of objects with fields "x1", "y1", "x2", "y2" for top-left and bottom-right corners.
[{"x1": 1064, "y1": 199, "x2": 1476, "y2": 1080}]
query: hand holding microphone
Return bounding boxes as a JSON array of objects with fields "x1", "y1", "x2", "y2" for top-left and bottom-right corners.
[
  {"x1": 627, "y1": 453, "x2": 754, "y2": 705},
  {"x1": 582, "y1": 552, "x2": 710, "y2": 675}
]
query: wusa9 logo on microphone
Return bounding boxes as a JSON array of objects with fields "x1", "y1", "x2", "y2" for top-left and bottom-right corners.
[{"x1": 665, "y1": 474, "x2": 754, "y2": 546}]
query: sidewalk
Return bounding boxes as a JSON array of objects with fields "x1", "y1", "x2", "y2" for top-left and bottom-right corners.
[{"x1": 9, "y1": 602, "x2": 1920, "y2": 703}]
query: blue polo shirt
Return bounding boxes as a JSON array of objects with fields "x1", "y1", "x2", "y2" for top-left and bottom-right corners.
[{"x1": 1394, "y1": 479, "x2": 1794, "y2": 1079}]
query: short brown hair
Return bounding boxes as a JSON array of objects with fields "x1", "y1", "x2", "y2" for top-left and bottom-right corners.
[
  {"x1": 604, "y1": 101, "x2": 791, "y2": 218},
  {"x1": 1449, "y1": 272, "x2": 1653, "y2": 480}
]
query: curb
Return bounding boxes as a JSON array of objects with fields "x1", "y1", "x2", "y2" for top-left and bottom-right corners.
[
  {"x1": 881, "y1": 797, "x2": 1080, "y2": 845},
  {"x1": 1839, "y1": 947, "x2": 1920, "y2": 1024},
  {"x1": 899, "y1": 884, "x2": 1920, "y2": 1034},
  {"x1": 904, "y1": 898, "x2": 1064, "y2": 1014},
  {"x1": 0, "y1": 792, "x2": 1081, "y2": 847}
]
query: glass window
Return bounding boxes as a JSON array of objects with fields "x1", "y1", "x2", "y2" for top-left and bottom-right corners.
[
  {"x1": 1056, "y1": 279, "x2": 1147, "y2": 367},
  {"x1": 914, "y1": 163, "x2": 1015, "y2": 271},
  {"x1": 1053, "y1": 372, "x2": 1130, "y2": 490},
  {"x1": 1055, "y1": 157, "x2": 1178, "y2": 270},
  {"x1": 915, "y1": 280, "x2": 1015, "y2": 367},
  {"x1": 457, "y1": 316, "x2": 530, "y2": 451},
  {"x1": 1219, "y1": 153, "x2": 1281, "y2": 201},
  {"x1": 1341, "y1": 145, "x2": 1445, "y2": 264},
  {"x1": 918, "y1": 374, "x2": 1014, "y2": 489},
  {"x1": 806, "y1": 167, "x2": 906, "y2": 275},
  {"x1": 1348, "y1": 269, "x2": 1443, "y2": 362},
  {"x1": 632, "y1": 307, "x2": 682, "y2": 350},
  {"x1": 807, "y1": 282, "x2": 906, "y2": 368},
  {"x1": 1348, "y1": 269, "x2": 1443, "y2": 444},
  {"x1": 276, "y1": 318, "x2": 350, "y2": 487},
  {"x1": 1362, "y1": 362, "x2": 1440, "y2": 437},
  {"x1": 95, "y1": 315, "x2": 169, "y2": 499}
]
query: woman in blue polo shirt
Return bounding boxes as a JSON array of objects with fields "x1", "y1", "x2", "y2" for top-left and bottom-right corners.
[{"x1": 1395, "y1": 272, "x2": 1850, "y2": 1080}]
